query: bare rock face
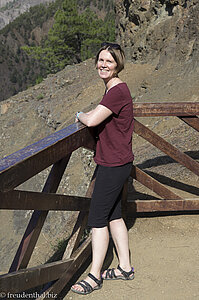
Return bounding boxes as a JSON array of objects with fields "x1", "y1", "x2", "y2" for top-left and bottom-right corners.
[
  {"x1": 0, "y1": 0, "x2": 55, "y2": 30},
  {"x1": 116, "y1": 0, "x2": 199, "y2": 70}
]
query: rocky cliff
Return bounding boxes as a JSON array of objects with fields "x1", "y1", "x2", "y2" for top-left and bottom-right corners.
[
  {"x1": 116, "y1": 0, "x2": 199, "y2": 71},
  {"x1": 0, "y1": 0, "x2": 55, "y2": 29}
]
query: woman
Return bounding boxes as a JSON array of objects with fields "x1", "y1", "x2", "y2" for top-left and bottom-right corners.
[{"x1": 71, "y1": 42, "x2": 134, "y2": 295}]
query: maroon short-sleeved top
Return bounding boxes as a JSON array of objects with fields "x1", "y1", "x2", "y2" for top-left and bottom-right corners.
[{"x1": 94, "y1": 82, "x2": 134, "y2": 167}]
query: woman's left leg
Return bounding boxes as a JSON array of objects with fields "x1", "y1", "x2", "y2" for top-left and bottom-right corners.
[
  {"x1": 109, "y1": 218, "x2": 131, "y2": 270},
  {"x1": 102, "y1": 218, "x2": 134, "y2": 279}
]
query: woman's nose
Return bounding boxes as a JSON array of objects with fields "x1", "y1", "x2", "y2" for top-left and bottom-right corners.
[{"x1": 102, "y1": 61, "x2": 107, "y2": 67}]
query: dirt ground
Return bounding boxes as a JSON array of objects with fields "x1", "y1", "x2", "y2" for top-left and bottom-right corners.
[{"x1": 65, "y1": 214, "x2": 199, "y2": 300}]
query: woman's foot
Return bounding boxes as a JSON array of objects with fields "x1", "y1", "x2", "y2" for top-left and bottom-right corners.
[
  {"x1": 71, "y1": 273, "x2": 103, "y2": 295},
  {"x1": 102, "y1": 265, "x2": 134, "y2": 280}
]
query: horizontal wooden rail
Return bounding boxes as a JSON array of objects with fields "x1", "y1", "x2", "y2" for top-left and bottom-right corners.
[
  {"x1": 1, "y1": 190, "x2": 198, "y2": 214},
  {"x1": 127, "y1": 199, "x2": 199, "y2": 213},
  {"x1": 0, "y1": 102, "x2": 198, "y2": 193},
  {"x1": 0, "y1": 190, "x2": 90, "y2": 211},
  {"x1": 0, "y1": 259, "x2": 73, "y2": 293},
  {"x1": 0, "y1": 123, "x2": 95, "y2": 192},
  {"x1": 133, "y1": 102, "x2": 199, "y2": 117}
]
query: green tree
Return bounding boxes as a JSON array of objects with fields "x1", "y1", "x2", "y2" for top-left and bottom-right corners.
[
  {"x1": 47, "y1": 0, "x2": 81, "y2": 64},
  {"x1": 22, "y1": 0, "x2": 115, "y2": 75}
]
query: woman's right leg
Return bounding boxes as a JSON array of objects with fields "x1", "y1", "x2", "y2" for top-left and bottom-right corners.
[
  {"x1": 90, "y1": 226, "x2": 110, "y2": 278},
  {"x1": 71, "y1": 226, "x2": 109, "y2": 293}
]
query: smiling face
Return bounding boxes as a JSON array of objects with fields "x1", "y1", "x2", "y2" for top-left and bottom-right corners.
[{"x1": 97, "y1": 50, "x2": 118, "y2": 83}]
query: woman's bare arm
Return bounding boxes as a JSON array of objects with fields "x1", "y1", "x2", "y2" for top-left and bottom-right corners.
[{"x1": 76, "y1": 105, "x2": 112, "y2": 127}]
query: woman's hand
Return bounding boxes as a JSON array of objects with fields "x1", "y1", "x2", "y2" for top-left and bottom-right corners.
[{"x1": 75, "y1": 112, "x2": 83, "y2": 123}]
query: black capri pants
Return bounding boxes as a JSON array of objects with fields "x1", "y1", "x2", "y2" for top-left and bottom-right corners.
[{"x1": 88, "y1": 162, "x2": 132, "y2": 228}]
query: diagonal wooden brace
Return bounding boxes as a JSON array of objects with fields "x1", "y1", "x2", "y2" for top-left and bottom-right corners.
[{"x1": 9, "y1": 154, "x2": 71, "y2": 272}]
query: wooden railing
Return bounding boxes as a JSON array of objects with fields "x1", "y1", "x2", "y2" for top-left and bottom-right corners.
[{"x1": 0, "y1": 102, "x2": 199, "y2": 299}]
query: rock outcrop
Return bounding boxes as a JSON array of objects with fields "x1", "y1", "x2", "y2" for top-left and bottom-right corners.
[{"x1": 116, "y1": 0, "x2": 199, "y2": 71}]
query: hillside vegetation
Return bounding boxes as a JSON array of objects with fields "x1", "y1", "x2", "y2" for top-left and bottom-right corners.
[
  {"x1": 0, "y1": 0, "x2": 115, "y2": 101},
  {"x1": 22, "y1": 0, "x2": 115, "y2": 74}
]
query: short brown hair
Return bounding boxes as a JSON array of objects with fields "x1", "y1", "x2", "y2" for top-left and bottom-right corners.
[{"x1": 95, "y1": 42, "x2": 125, "y2": 74}]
